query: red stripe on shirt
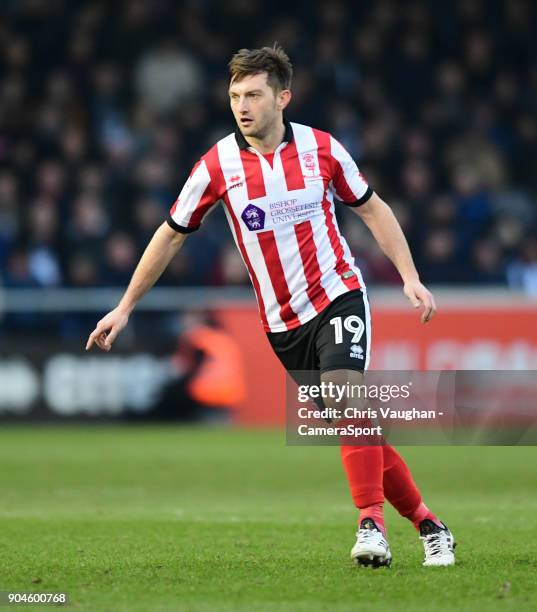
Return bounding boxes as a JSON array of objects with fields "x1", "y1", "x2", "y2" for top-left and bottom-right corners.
[
  {"x1": 311, "y1": 128, "x2": 334, "y2": 192},
  {"x1": 280, "y1": 139, "x2": 306, "y2": 191},
  {"x1": 206, "y1": 146, "x2": 270, "y2": 330},
  {"x1": 321, "y1": 196, "x2": 360, "y2": 290},
  {"x1": 294, "y1": 220, "x2": 331, "y2": 314},
  {"x1": 240, "y1": 150, "x2": 266, "y2": 200},
  {"x1": 313, "y1": 128, "x2": 360, "y2": 291},
  {"x1": 262, "y1": 152, "x2": 275, "y2": 167},
  {"x1": 173, "y1": 151, "x2": 221, "y2": 228},
  {"x1": 228, "y1": 204, "x2": 270, "y2": 330},
  {"x1": 169, "y1": 161, "x2": 202, "y2": 216},
  {"x1": 227, "y1": 202, "x2": 270, "y2": 330},
  {"x1": 257, "y1": 230, "x2": 300, "y2": 329},
  {"x1": 203, "y1": 146, "x2": 226, "y2": 196},
  {"x1": 169, "y1": 198, "x2": 179, "y2": 216},
  {"x1": 188, "y1": 182, "x2": 216, "y2": 228},
  {"x1": 184, "y1": 150, "x2": 223, "y2": 229},
  {"x1": 333, "y1": 158, "x2": 359, "y2": 202},
  {"x1": 332, "y1": 137, "x2": 365, "y2": 203}
]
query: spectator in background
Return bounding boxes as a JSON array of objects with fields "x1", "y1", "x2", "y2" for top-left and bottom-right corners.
[
  {"x1": 102, "y1": 233, "x2": 139, "y2": 286},
  {"x1": 66, "y1": 193, "x2": 110, "y2": 258},
  {"x1": 470, "y1": 239, "x2": 506, "y2": 285},
  {"x1": 150, "y1": 311, "x2": 247, "y2": 423},
  {"x1": 419, "y1": 228, "x2": 462, "y2": 285},
  {"x1": 136, "y1": 40, "x2": 204, "y2": 115},
  {"x1": 26, "y1": 196, "x2": 62, "y2": 287},
  {"x1": 133, "y1": 196, "x2": 167, "y2": 245},
  {"x1": 0, "y1": 0, "x2": 535, "y2": 306},
  {"x1": 0, "y1": 171, "x2": 20, "y2": 267},
  {"x1": 214, "y1": 243, "x2": 251, "y2": 286},
  {"x1": 450, "y1": 164, "x2": 493, "y2": 261},
  {"x1": 494, "y1": 215, "x2": 525, "y2": 260},
  {"x1": 508, "y1": 238, "x2": 537, "y2": 297},
  {"x1": 67, "y1": 253, "x2": 99, "y2": 288},
  {"x1": 3, "y1": 249, "x2": 38, "y2": 289}
]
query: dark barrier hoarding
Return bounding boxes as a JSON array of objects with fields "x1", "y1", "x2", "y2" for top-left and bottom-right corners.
[
  {"x1": 1, "y1": 299, "x2": 536, "y2": 425},
  {"x1": 0, "y1": 343, "x2": 177, "y2": 420}
]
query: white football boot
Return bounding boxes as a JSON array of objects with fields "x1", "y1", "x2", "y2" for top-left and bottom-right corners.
[
  {"x1": 419, "y1": 519, "x2": 456, "y2": 566},
  {"x1": 351, "y1": 518, "x2": 392, "y2": 568}
]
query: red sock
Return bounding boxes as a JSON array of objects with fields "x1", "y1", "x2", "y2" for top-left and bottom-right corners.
[
  {"x1": 359, "y1": 503, "x2": 386, "y2": 535},
  {"x1": 340, "y1": 444, "x2": 386, "y2": 534},
  {"x1": 382, "y1": 444, "x2": 441, "y2": 531},
  {"x1": 407, "y1": 502, "x2": 443, "y2": 531}
]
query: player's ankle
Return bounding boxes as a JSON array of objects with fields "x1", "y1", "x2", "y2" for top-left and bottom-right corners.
[
  {"x1": 359, "y1": 503, "x2": 386, "y2": 536},
  {"x1": 407, "y1": 501, "x2": 442, "y2": 531}
]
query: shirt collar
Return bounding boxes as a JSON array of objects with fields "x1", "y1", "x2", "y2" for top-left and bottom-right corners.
[{"x1": 234, "y1": 118, "x2": 293, "y2": 151}]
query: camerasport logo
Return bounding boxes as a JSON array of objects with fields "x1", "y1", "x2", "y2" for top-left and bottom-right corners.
[{"x1": 241, "y1": 204, "x2": 265, "y2": 231}]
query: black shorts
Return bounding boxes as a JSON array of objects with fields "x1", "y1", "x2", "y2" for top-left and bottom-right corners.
[{"x1": 267, "y1": 289, "x2": 371, "y2": 375}]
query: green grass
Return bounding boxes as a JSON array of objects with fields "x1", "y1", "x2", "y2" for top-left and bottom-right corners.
[{"x1": 0, "y1": 426, "x2": 536, "y2": 611}]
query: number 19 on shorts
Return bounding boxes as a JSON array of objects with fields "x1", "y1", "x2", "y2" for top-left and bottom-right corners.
[{"x1": 329, "y1": 315, "x2": 365, "y2": 344}]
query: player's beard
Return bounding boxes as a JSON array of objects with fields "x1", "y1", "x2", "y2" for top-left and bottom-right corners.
[{"x1": 241, "y1": 108, "x2": 279, "y2": 141}]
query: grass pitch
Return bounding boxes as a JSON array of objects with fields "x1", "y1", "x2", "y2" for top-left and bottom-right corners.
[{"x1": 0, "y1": 426, "x2": 536, "y2": 611}]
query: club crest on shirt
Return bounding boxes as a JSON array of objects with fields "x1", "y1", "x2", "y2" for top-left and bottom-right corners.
[
  {"x1": 241, "y1": 204, "x2": 265, "y2": 231},
  {"x1": 300, "y1": 151, "x2": 321, "y2": 179}
]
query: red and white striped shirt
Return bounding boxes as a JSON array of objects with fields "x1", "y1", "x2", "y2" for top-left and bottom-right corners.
[{"x1": 167, "y1": 121, "x2": 373, "y2": 333}]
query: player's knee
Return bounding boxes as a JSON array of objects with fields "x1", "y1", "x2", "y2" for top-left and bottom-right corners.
[
  {"x1": 320, "y1": 368, "x2": 367, "y2": 415},
  {"x1": 320, "y1": 369, "x2": 383, "y2": 446}
]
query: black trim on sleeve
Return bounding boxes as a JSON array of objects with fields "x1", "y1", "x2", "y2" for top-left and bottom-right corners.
[
  {"x1": 166, "y1": 215, "x2": 200, "y2": 234},
  {"x1": 345, "y1": 186, "x2": 374, "y2": 207}
]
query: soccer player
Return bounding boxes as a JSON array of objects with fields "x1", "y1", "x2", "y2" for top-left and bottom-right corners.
[{"x1": 86, "y1": 45, "x2": 456, "y2": 568}]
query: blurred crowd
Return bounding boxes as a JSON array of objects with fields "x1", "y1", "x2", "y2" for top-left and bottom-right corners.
[{"x1": 1, "y1": 0, "x2": 536, "y2": 295}]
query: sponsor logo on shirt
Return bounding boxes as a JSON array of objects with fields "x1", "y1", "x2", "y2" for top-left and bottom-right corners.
[
  {"x1": 241, "y1": 204, "x2": 265, "y2": 231},
  {"x1": 269, "y1": 199, "x2": 322, "y2": 224}
]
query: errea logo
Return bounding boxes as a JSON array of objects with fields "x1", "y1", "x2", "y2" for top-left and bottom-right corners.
[
  {"x1": 228, "y1": 175, "x2": 244, "y2": 190},
  {"x1": 350, "y1": 344, "x2": 364, "y2": 359}
]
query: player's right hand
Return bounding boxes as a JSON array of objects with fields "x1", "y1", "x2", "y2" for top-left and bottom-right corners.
[{"x1": 85, "y1": 307, "x2": 130, "y2": 352}]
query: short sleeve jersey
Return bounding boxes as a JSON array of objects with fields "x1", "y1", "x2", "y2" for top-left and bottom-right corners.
[{"x1": 168, "y1": 121, "x2": 373, "y2": 333}]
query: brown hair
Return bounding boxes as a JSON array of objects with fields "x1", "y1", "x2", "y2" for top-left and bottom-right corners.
[{"x1": 228, "y1": 44, "x2": 293, "y2": 93}]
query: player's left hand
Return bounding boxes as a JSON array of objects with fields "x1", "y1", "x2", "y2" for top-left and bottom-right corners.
[{"x1": 403, "y1": 280, "x2": 437, "y2": 324}]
